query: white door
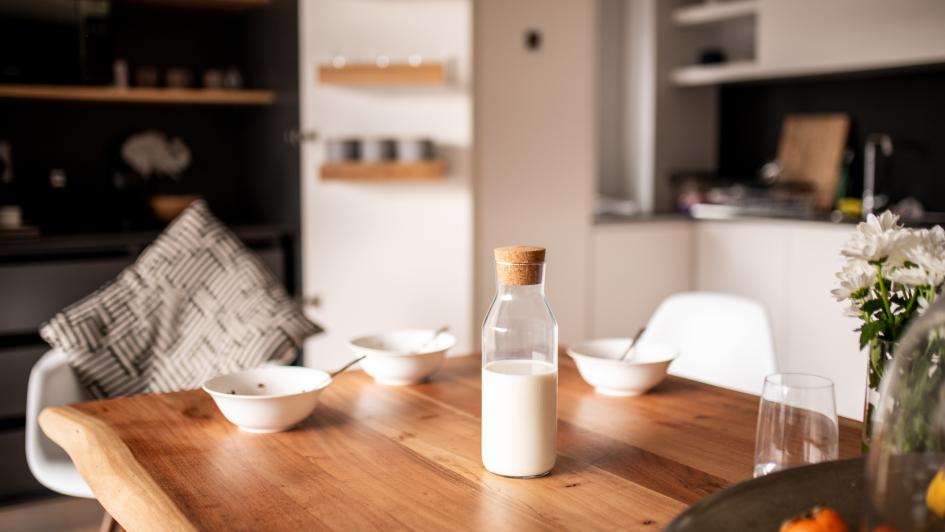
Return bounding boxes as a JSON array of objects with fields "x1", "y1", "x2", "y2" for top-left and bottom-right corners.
[{"x1": 298, "y1": 1, "x2": 474, "y2": 370}]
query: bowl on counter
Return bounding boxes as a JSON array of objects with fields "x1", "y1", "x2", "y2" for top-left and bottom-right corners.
[
  {"x1": 567, "y1": 338, "x2": 678, "y2": 396},
  {"x1": 202, "y1": 366, "x2": 332, "y2": 433},
  {"x1": 349, "y1": 329, "x2": 457, "y2": 386}
]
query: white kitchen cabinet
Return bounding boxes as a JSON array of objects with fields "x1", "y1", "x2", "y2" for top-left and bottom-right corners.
[
  {"x1": 694, "y1": 221, "x2": 792, "y2": 361},
  {"x1": 693, "y1": 220, "x2": 863, "y2": 419},
  {"x1": 592, "y1": 218, "x2": 865, "y2": 419},
  {"x1": 590, "y1": 220, "x2": 694, "y2": 338},
  {"x1": 759, "y1": 0, "x2": 945, "y2": 74},
  {"x1": 782, "y1": 224, "x2": 865, "y2": 422}
]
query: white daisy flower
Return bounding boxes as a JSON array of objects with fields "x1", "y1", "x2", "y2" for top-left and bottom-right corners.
[
  {"x1": 886, "y1": 266, "x2": 930, "y2": 288},
  {"x1": 832, "y1": 260, "x2": 876, "y2": 301},
  {"x1": 905, "y1": 247, "x2": 945, "y2": 287},
  {"x1": 841, "y1": 212, "x2": 913, "y2": 264},
  {"x1": 843, "y1": 302, "x2": 863, "y2": 318}
]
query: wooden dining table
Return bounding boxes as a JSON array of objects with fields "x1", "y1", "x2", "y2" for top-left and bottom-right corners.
[{"x1": 40, "y1": 354, "x2": 862, "y2": 531}]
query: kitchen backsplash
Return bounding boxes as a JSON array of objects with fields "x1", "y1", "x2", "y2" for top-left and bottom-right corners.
[{"x1": 719, "y1": 67, "x2": 945, "y2": 212}]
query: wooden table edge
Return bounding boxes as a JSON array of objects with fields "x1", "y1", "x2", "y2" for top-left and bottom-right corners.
[
  {"x1": 39, "y1": 405, "x2": 197, "y2": 532},
  {"x1": 37, "y1": 357, "x2": 864, "y2": 531}
]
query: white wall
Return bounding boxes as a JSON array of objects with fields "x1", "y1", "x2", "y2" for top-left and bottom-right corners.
[
  {"x1": 622, "y1": 0, "x2": 657, "y2": 213},
  {"x1": 474, "y1": 0, "x2": 597, "y2": 345},
  {"x1": 760, "y1": 0, "x2": 945, "y2": 71},
  {"x1": 299, "y1": 0, "x2": 473, "y2": 369},
  {"x1": 598, "y1": 0, "x2": 627, "y2": 199},
  {"x1": 597, "y1": 0, "x2": 659, "y2": 215}
]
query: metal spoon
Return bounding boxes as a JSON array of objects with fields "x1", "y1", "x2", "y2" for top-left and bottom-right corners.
[
  {"x1": 619, "y1": 327, "x2": 647, "y2": 362},
  {"x1": 412, "y1": 325, "x2": 450, "y2": 354},
  {"x1": 330, "y1": 355, "x2": 366, "y2": 378}
]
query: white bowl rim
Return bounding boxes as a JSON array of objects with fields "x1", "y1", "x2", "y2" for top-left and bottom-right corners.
[
  {"x1": 202, "y1": 366, "x2": 332, "y2": 401},
  {"x1": 567, "y1": 338, "x2": 678, "y2": 366},
  {"x1": 349, "y1": 329, "x2": 457, "y2": 357}
]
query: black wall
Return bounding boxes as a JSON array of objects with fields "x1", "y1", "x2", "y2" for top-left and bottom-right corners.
[{"x1": 719, "y1": 66, "x2": 945, "y2": 212}]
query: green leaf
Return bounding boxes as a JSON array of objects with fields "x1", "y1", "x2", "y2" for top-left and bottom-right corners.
[
  {"x1": 861, "y1": 299, "x2": 885, "y2": 314},
  {"x1": 859, "y1": 321, "x2": 885, "y2": 350}
]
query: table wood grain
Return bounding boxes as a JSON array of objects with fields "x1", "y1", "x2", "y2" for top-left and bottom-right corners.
[{"x1": 40, "y1": 354, "x2": 862, "y2": 531}]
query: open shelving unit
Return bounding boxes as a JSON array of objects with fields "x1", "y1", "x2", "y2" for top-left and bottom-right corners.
[
  {"x1": 320, "y1": 161, "x2": 446, "y2": 182},
  {"x1": 115, "y1": 0, "x2": 271, "y2": 10},
  {"x1": 0, "y1": 85, "x2": 275, "y2": 105},
  {"x1": 671, "y1": 54, "x2": 945, "y2": 86},
  {"x1": 316, "y1": 60, "x2": 450, "y2": 183},
  {"x1": 669, "y1": 1, "x2": 759, "y2": 87},
  {"x1": 317, "y1": 63, "x2": 446, "y2": 86},
  {"x1": 671, "y1": 60, "x2": 759, "y2": 86},
  {"x1": 672, "y1": 0, "x2": 758, "y2": 26}
]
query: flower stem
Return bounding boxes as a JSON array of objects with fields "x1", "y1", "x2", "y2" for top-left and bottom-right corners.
[{"x1": 876, "y1": 263, "x2": 894, "y2": 332}]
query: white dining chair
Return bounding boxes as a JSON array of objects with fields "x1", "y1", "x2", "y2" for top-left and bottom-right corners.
[
  {"x1": 645, "y1": 292, "x2": 777, "y2": 395},
  {"x1": 25, "y1": 348, "x2": 298, "y2": 501},
  {"x1": 25, "y1": 349, "x2": 95, "y2": 499}
]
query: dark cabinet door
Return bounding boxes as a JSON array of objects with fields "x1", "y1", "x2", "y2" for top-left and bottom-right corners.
[{"x1": 0, "y1": 259, "x2": 131, "y2": 335}]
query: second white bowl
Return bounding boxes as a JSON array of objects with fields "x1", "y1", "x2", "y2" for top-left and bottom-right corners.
[
  {"x1": 567, "y1": 338, "x2": 678, "y2": 396},
  {"x1": 349, "y1": 329, "x2": 457, "y2": 385}
]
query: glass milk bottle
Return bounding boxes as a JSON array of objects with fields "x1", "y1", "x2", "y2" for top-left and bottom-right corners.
[{"x1": 481, "y1": 246, "x2": 558, "y2": 478}]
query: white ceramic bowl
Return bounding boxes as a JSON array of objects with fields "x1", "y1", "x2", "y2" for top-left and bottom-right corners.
[
  {"x1": 567, "y1": 338, "x2": 678, "y2": 397},
  {"x1": 203, "y1": 366, "x2": 332, "y2": 433},
  {"x1": 349, "y1": 329, "x2": 457, "y2": 385}
]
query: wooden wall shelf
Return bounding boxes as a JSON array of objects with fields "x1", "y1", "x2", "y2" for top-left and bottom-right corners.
[
  {"x1": 318, "y1": 63, "x2": 446, "y2": 86},
  {"x1": 0, "y1": 85, "x2": 275, "y2": 105},
  {"x1": 116, "y1": 0, "x2": 271, "y2": 10},
  {"x1": 320, "y1": 161, "x2": 446, "y2": 182}
]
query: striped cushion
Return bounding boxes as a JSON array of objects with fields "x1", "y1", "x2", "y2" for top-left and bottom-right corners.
[{"x1": 40, "y1": 200, "x2": 321, "y2": 398}]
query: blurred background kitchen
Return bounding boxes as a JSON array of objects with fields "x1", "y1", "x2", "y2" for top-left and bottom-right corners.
[{"x1": 0, "y1": 0, "x2": 943, "y2": 526}]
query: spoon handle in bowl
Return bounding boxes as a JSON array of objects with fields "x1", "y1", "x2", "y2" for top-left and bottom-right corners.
[
  {"x1": 330, "y1": 355, "x2": 366, "y2": 378},
  {"x1": 619, "y1": 327, "x2": 647, "y2": 362},
  {"x1": 413, "y1": 325, "x2": 450, "y2": 354}
]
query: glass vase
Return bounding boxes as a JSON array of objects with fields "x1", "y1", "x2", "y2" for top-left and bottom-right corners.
[
  {"x1": 866, "y1": 295, "x2": 945, "y2": 530},
  {"x1": 863, "y1": 339, "x2": 895, "y2": 452}
]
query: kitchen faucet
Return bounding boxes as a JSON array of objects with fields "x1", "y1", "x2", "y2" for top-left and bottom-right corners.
[{"x1": 863, "y1": 133, "x2": 894, "y2": 217}]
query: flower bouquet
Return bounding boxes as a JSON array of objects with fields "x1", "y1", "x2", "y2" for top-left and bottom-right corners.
[{"x1": 833, "y1": 211, "x2": 945, "y2": 448}]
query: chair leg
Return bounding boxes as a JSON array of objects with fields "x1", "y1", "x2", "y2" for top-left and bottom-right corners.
[{"x1": 99, "y1": 511, "x2": 123, "y2": 532}]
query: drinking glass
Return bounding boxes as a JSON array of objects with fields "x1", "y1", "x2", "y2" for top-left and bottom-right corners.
[{"x1": 753, "y1": 373, "x2": 839, "y2": 477}]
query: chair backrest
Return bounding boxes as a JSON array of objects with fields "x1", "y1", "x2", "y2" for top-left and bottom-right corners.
[
  {"x1": 26, "y1": 349, "x2": 94, "y2": 498},
  {"x1": 645, "y1": 292, "x2": 777, "y2": 395}
]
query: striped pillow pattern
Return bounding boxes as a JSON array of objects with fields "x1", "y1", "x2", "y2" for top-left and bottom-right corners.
[{"x1": 40, "y1": 200, "x2": 321, "y2": 398}]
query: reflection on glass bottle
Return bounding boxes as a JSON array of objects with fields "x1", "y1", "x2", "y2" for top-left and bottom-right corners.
[{"x1": 867, "y1": 290, "x2": 945, "y2": 531}]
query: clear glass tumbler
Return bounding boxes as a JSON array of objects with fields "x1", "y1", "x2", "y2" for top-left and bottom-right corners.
[
  {"x1": 753, "y1": 373, "x2": 839, "y2": 477},
  {"x1": 481, "y1": 246, "x2": 558, "y2": 478}
]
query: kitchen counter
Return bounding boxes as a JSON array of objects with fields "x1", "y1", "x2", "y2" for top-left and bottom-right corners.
[
  {"x1": 594, "y1": 211, "x2": 847, "y2": 226},
  {"x1": 594, "y1": 210, "x2": 944, "y2": 227},
  {"x1": 593, "y1": 212, "x2": 692, "y2": 225}
]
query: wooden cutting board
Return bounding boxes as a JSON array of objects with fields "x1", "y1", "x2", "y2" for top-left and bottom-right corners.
[{"x1": 776, "y1": 113, "x2": 850, "y2": 210}]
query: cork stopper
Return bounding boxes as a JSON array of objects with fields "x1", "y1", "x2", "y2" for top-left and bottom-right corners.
[{"x1": 494, "y1": 245, "x2": 545, "y2": 285}]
